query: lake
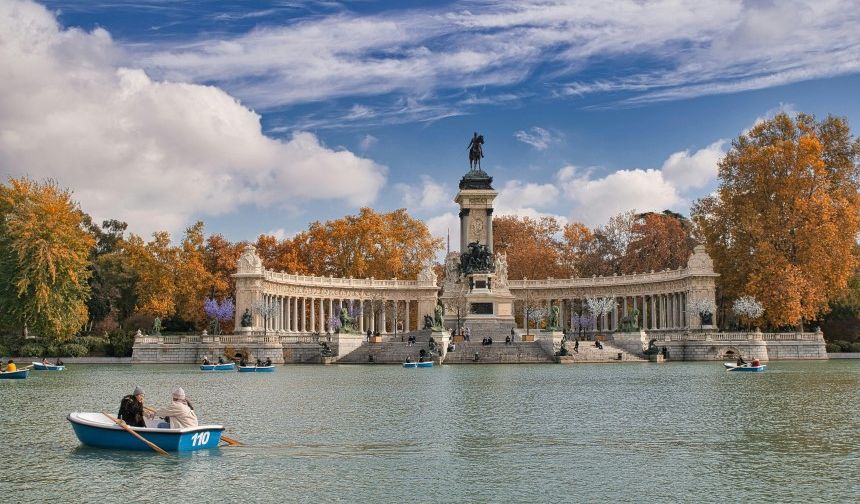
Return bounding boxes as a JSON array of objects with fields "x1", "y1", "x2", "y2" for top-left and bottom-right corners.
[{"x1": 1, "y1": 361, "x2": 858, "y2": 502}]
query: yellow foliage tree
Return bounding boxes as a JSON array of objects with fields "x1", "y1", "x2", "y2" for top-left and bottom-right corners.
[
  {"x1": 173, "y1": 222, "x2": 213, "y2": 326},
  {"x1": 0, "y1": 178, "x2": 94, "y2": 340},
  {"x1": 124, "y1": 232, "x2": 177, "y2": 319},
  {"x1": 692, "y1": 113, "x2": 860, "y2": 327}
]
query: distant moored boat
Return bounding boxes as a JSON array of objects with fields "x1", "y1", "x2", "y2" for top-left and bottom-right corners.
[
  {"x1": 200, "y1": 362, "x2": 235, "y2": 371},
  {"x1": 32, "y1": 362, "x2": 65, "y2": 371}
]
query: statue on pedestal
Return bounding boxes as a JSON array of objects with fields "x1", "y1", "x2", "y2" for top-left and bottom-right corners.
[
  {"x1": 432, "y1": 301, "x2": 445, "y2": 332},
  {"x1": 468, "y1": 132, "x2": 484, "y2": 171},
  {"x1": 240, "y1": 309, "x2": 253, "y2": 328}
]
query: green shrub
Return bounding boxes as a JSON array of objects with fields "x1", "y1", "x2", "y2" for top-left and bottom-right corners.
[
  {"x1": 826, "y1": 342, "x2": 842, "y2": 353},
  {"x1": 61, "y1": 343, "x2": 89, "y2": 357},
  {"x1": 18, "y1": 343, "x2": 44, "y2": 357},
  {"x1": 0, "y1": 344, "x2": 8, "y2": 357},
  {"x1": 848, "y1": 342, "x2": 860, "y2": 353},
  {"x1": 108, "y1": 330, "x2": 134, "y2": 357},
  {"x1": 75, "y1": 335, "x2": 109, "y2": 355}
]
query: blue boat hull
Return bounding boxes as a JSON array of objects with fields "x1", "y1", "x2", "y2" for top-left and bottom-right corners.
[
  {"x1": 416, "y1": 362, "x2": 433, "y2": 368},
  {"x1": 0, "y1": 369, "x2": 29, "y2": 379},
  {"x1": 201, "y1": 363, "x2": 235, "y2": 371},
  {"x1": 238, "y1": 365, "x2": 275, "y2": 372},
  {"x1": 32, "y1": 362, "x2": 65, "y2": 371},
  {"x1": 67, "y1": 413, "x2": 224, "y2": 452},
  {"x1": 402, "y1": 362, "x2": 417, "y2": 368}
]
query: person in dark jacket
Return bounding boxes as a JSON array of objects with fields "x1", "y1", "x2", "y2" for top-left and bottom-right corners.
[{"x1": 118, "y1": 386, "x2": 147, "y2": 427}]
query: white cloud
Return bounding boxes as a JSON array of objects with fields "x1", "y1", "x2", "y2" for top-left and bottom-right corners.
[
  {"x1": 557, "y1": 165, "x2": 683, "y2": 227},
  {"x1": 395, "y1": 176, "x2": 452, "y2": 211},
  {"x1": 130, "y1": 0, "x2": 860, "y2": 115},
  {"x1": 264, "y1": 228, "x2": 294, "y2": 241},
  {"x1": 660, "y1": 140, "x2": 726, "y2": 191},
  {"x1": 496, "y1": 180, "x2": 559, "y2": 211},
  {"x1": 360, "y1": 134, "x2": 378, "y2": 150},
  {"x1": 0, "y1": 0, "x2": 386, "y2": 237},
  {"x1": 514, "y1": 127, "x2": 556, "y2": 150},
  {"x1": 426, "y1": 212, "x2": 460, "y2": 255}
]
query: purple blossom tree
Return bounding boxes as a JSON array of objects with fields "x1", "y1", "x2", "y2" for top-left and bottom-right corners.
[
  {"x1": 571, "y1": 312, "x2": 595, "y2": 340},
  {"x1": 204, "y1": 298, "x2": 235, "y2": 335}
]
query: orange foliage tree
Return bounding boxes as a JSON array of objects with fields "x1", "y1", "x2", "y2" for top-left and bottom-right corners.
[
  {"x1": 692, "y1": 113, "x2": 860, "y2": 328},
  {"x1": 620, "y1": 211, "x2": 694, "y2": 274},
  {"x1": 291, "y1": 208, "x2": 442, "y2": 279},
  {"x1": 493, "y1": 215, "x2": 572, "y2": 280}
]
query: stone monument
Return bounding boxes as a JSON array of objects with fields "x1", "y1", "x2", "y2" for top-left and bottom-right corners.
[{"x1": 440, "y1": 133, "x2": 516, "y2": 338}]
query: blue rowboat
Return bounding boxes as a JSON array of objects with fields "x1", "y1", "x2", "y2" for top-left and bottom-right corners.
[
  {"x1": 724, "y1": 362, "x2": 766, "y2": 372},
  {"x1": 200, "y1": 363, "x2": 235, "y2": 371},
  {"x1": 402, "y1": 362, "x2": 417, "y2": 368},
  {"x1": 32, "y1": 362, "x2": 65, "y2": 371},
  {"x1": 237, "y1": 365, "x2": 275, "y2": 372},
  {"x1": 0, "y1": 368, "x2": 29, "y2": 379},
  {"x1": 67, "y1": 412, "x2": 224, "y2": 452},
  {"x1": 416, "y1": 361, "x2": 433, "y2": 368}
]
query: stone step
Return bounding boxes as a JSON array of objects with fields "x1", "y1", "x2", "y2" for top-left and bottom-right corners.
[{"x1": 444, "y1": 341, "x2": 555, "y2": 364}]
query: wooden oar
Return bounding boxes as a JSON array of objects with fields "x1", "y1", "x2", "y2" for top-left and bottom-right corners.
[
  {"x1": 101, "y1": 411, "x2": 171, "y2": 457},
  {"x1": 143, "y1": 405, "x2": 242, "y2": 446}
]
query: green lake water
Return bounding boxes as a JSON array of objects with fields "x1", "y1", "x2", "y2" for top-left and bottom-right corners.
[{"x1": 1, "y1": 361, "x2": 858, "y2": 502}]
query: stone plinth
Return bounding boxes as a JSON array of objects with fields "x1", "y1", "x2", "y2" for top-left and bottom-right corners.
[{"x1": 611, "y1": 330, "x2": 648, "y2": 355}]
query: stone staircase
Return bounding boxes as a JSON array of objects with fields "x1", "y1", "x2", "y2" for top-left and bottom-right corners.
[
  {"x1": 556, "y1": 340, "x2": 648, "y2": 363},
  {"x1": 443, "y1": 341, "x2": 556, "y2": 364},
  {"x1": 337, "y1": 341, "x2": 439, "y2": 364}
]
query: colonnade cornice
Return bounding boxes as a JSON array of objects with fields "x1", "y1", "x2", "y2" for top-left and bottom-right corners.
[
  {"x1": 258, "y1": 270, "x2": 438, "y2": 290},
  {"x1": 507, "y1": 267, "x2": 718, "y2": 292}
]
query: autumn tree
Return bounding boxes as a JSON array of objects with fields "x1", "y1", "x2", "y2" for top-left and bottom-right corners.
[
  {"x1": 619, "y1": 211, "x2": 694, "y2": 274},
  {"x1": 692, "y1": 113, "x2": 860, "y2": 328},
  {"x1": 205, "y1": 234, "x2": 246, "y2": 300},
  {"x1": 173, "y1": 222, "x2": 213, "y2": 326},
  {"x1": 0, "y1": 178, "x2": 94, "y2": 340},
  {"x1": 125, "y1": 232, "x2": 177, "y2": 319},
  {"x1": 493, "y1": 215, "x2": 571, "y2": 280},
  {"x1": 575, "y1": 211, "x2": 635, "y2": 277},
  {"x1": 293, "y1": 208, "x2": 442, "y2": 279}
]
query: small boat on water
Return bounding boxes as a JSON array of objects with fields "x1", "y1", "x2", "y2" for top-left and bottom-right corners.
[
  {"x1": 67, "y1": 412, "x2": 224, "y2": 452},
  {"x1": 724, "y1": 362, "x2": 766, "y2": 372},
  {"x1": 200, "y1": 362, "x2": 235, "y2": 371},
  {"x1": 237, "y1": 365, "x2": 275, "y2": 373},
  {"x1": 32, "y1": 362, "x2": 65, "y2": 371},
  {"x1": 416, "y1": 361, "x2": 433, "y2": 368},
  {"x1": 402, "y1": 362, "x2": 417, "y2": 368},
  {"x1": 0, "y1": 368, "x2": 29, "y2": 379}
]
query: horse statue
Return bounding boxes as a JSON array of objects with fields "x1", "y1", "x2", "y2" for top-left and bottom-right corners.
[{"x1": 468, "y1": 132, "x2": 484, "y2": 171}]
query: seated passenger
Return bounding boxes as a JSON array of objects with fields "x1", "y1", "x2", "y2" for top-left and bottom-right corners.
[
  {"x1": 239, "y1": 357, "x2": 247, "y2": 367},
  {"x1": 56, "y1": 358, "x2": 64, "y2": 366},
  {"x1": 255, "y1": 358, "x2": 262, "y2": 367},
  {"x1": 405, "y1": 356, "x2": 412, "y2": 363},
  {"x1": 217, "y1": 356, "x2": 225, "y2": 364},
  {"x1": 264, "y1": 357, "x2": 272, "y2": 367},
  {"x1": 202, "y1": 356, "x2": 210, "y2": 365},
  {"x1": 736, "y1": 356, "x2": 746, "y2": 367},
  {"x1": 751, "y1": 358, "x2": 761, "y2": 367},
  {"x1": 149, "y1": 388, "x2": 198, "y2": 429},
  {"x1": 4, "y1": 360, "x2": 16, "y2": 372},
  {"x1": 118, "y1": 386, "x2": 147, "y2": 428}
]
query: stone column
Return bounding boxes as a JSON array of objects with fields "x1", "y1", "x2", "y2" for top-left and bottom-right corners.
[
  {"x1": 650, "y1": 295, "x2": 657, "y2": 330},
  {"x1": 486, "y1": 208, "x2": 494, "y2": 252},
  {"x1": 359, "y1": 300, "x2": 365, "y2": 332},
  {"x1": 380, "y1": 301, "x2": 387, "y2": 334},
  {"x1": 370, "y1": 305, "x2": 376, "y2": 333},
  {"x1": 299, "y1": 298, "x2": 305, "y2": 332},
  {"x1": 460, "y1": 209, "x2": 470, "y2": 252},
  {"x1": 310, "y1": 298, "x2": 316, "y2": 333}
]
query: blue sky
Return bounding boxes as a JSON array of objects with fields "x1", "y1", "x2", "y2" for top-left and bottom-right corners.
[{"x1": 3, "y1": 0, "x2": 860, "y2": 248}]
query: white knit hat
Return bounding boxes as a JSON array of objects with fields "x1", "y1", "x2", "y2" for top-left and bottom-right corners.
[{"x1": 172, "y1": 387, "x2": 186, "y2": 400}]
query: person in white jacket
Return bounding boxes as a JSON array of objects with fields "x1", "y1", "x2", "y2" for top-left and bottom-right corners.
[{"x1": 149, "y1": 388, "x2": 198, "y2": 429}]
